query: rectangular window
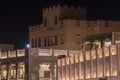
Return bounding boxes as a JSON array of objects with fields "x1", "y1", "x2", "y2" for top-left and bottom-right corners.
[
  {"x1": 55, "y1": 16, "x2": 58, "y2": 25},
  {"x1": 55, "y1": 35, "x2": 58, "y2": 45},
  {"x1": 51, "y1": 36, "x2": 55, "y2": 46},
  {"x1": 61, "y1": 33, "x2": 64, "y2": 44},
  {"x1": 48, "y1": 36, "x2": 50, "y2": 46},
  {"x1": 31, "y1": 38, "x2": 34, "y2": 48},
  {"x1": 35, "y1": 38, "x2": 37, "y2": 48},
  {"x1": 44, "y1": 18, "x2": 47, "y2": 27},
  {"x1": 76, "y1": 33, "x2": 81, "y2": 44},
  {"x1": 38, "y1": 38, "x2": 41, "y2": 47},
  {"x1": 44, "y1": 37, "x2": 47, "y2": 47}
]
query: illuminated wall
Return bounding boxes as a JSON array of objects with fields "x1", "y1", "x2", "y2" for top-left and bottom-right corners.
[{"x1": 57, "y1": 45, "x2": 119, "y2": 80}]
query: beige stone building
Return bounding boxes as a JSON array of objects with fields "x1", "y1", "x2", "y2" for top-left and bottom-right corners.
[
  {"x1": 1, "y1": 4, "x2": 120, "y2": 80},
  {"x1": 58, "y1": 44, "x2": 120, "y2": 80},
  {"x1": 29, "y1": 5, "x2": 120, "y2": 50},
  {"x1": 1, "y1": 44, "x2": 120, "y2": 80}
]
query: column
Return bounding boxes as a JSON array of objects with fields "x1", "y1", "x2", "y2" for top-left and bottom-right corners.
[
  {"x1": 85, "y1": 51, "x2": 90, "y2": 79},
  {"x1": 66, "y1": 56, "x2": 70, "y2": 80},
  {"x1": 58, "y1": 59, "x2": 62, "y2": 80},
  {"x1": 83, "y1": 51, "x2": 86, "y2": 80},
  {"x1": 79, "y1": 51, "x2": 84, "y2": 79},
  {"x1": 15, "y1": 63, "x2": 18, "y2": 80},
  {"x1": 6, "y1": 64, "x2": 9, "y2": 80},
  {"x1": 103, "y1": 47, "x2": 110, "y2": 77},
  {"x1": 24, "y1": 61, "x2": 28, "y2": 80},
  {"x1": 91, "y1": 50, "x2": 97, "y2": 79},
  {"x1": 110, "y1": 45, "x2": 117, "y2": 78},
  {"x1": 56, "y1": 61, "x2": 58, "y2": 80},
  {"x1": 62, "y1": 58, "x2": 65, "y2": 80},
  {"x1": 75, "y1": 54, "x2": 79, "y2": 80},
  {"x1": 116, "y1": 44, "x2": 120, "y2": 80},
  {"x1": 97, "y1": 48, "x2": 103, "y2": 78},
  {"x1": 70, "y1": 56, "x2": 74, "y2": 80}
]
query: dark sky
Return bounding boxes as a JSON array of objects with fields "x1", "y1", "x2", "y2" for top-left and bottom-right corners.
[{"x1": 0, "y1": 0, "x2": 120, "y2": 49}]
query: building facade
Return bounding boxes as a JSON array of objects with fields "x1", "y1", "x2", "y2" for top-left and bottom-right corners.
[
  {"x1": 0, "y1": 48, "x2": 68, "y2": 80},
  {"x1": 29, "y1": 5, "x2": 120, "y2": 50},
  {"x1": 0, "y1": 49, "x2": 27, "y2": 80},
  {"x1": 1, "y1": 44, "x2": 120, "y2": 80},
  {"x1": 57, "y1": 44, "x2": 120, "y2": 80}
]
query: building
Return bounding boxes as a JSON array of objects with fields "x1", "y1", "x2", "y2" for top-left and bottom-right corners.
[
  {"x1": 0, "y1": 49, "x2": 27, "y2": 80},
  {"x1": 1, "y1": 44, "x2": 120, "y2": 80},
  {"x1": 29, "y1": 4, "x2": 120, "y2": 50},
  {"x1": 0, "y1": 48, "x2": 68, "y2": 80},
  {"x1": 1, "y1": 4, "x2": 120, "y2": 80},
  {"x1": 0, "y1": 44, "x2": 14, "y2": 52},
  {"x1": 57, "y1": 44, "x2": 120, "y2": 80}
]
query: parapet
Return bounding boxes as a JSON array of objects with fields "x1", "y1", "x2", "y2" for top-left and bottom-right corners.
[
  {"x1": 0, "y1": 49, "x2": 25, "y2": 59},
  {"x1": 29, "y1": 24, "x2": 42, "y2": 32},
  {"x1": 43, "y1": 4, "x2": 61, "y2": 12},
  {"x1": 43, "y1": 4, "x2": 86, "y2": 20}
]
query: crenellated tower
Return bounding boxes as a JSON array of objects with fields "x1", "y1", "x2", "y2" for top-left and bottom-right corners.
[{"x1": 42, "y1": 4, "x2": 86, "y2": 28}]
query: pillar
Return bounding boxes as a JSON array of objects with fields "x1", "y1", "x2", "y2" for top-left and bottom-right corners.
[
  {"x1": 28, "y1": 48, "x2": 39, "y2": 80},
  {"x1": 6, "y1": 64, "x2": 9, "y2": 80},
  {"x1": 117, "y1": 43, "x2": 120, "y2": 80}
]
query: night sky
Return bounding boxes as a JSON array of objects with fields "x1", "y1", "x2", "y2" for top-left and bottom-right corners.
[{"x1": 0, "y1": 0, "x2": 120, "y2": 49}]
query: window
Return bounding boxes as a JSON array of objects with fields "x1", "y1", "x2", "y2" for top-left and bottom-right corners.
[
  {"x1": 87, "y1": 21, "x2": 91, "y2": 27},
  {"x1": 31, "y1": 38, "x2": 34, "y2": 48},
  {"x1": 35, "y1": 38, "x2": 37, "y2": 48},
  {"x1": 48, "y1": 36, "x2": 50, "y2": 46},
  {"x1": 18, "y1": 65, "x2": 25, "y2": 79},
  {"x1": 51, "y1": 36, "x2": 55, "y2": 46},
  {"x1": 1, "y1": 70, "x2": 7, "y2": 79},
  {"x1": 38, "y1": 38, "x2": 41, "y2": 47},
  {"x1": 76, "y1": 36, "x2": 81, "y2": 44},
  {"x1": 76, "y1": 33, "x2": 81, "y2": 44},
  {"x1": 10, "y1": 68, "x2": 16, "y2": 79},
  {"x1": 55, "y1": 16, "x2": 58, "y2": 25},
  {"x1": 61, "y1": 33, "x2": 65, "y2": 44},
  {"x1": 44, "y1": 37, "x2": 47, "y2": 47},
  {"x1": 44, "y1": 18, "x2": 47, "y2": 27},
  {"x1": 55, "y1": 35, "x2": 58, "y2": 45}
]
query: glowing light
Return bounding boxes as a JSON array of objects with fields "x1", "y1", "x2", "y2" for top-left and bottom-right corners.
[{"x1": 26, "y1": 44, "x2": 30, "y2": 48}]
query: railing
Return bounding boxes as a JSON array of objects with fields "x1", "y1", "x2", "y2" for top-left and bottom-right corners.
[{"x1": 0, "y1": 49, "x2": 26, "y2": 59}]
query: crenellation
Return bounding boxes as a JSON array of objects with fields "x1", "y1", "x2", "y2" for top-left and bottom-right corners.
[{"x1": 29, "y1": 24, "x2": 43, "y2": 32}]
